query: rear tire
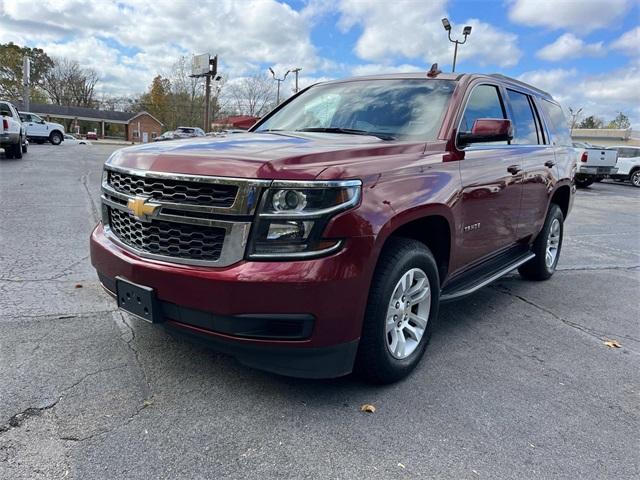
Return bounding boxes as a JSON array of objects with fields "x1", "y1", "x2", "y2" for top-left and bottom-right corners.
[
  {"x1": 14, "y1": 138, "x2": 22, "y2": 159},
  {"x1": 22, "y1": 141, "x2": 28, "y2": 154},
  {"x1": 50, "y1": 132, "x2": 63, "y2": 145},
  {"x1": 355, "y1": 238, "x2": 440, "y2": 384},
  {"x1": 575, "y1": 178, "x2": 594, "y2": 188},
  {"x1": 519, "y1": 204, "x2": 564, "y2": 281},
  {"x1": 630, "y1": 170, "x2": 640, "y2": 188}
]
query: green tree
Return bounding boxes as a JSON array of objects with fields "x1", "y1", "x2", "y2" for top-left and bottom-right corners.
[
  {"x1": 137, "y1": 75, "x2": 172, "y2": 125},
  {"x1": 607, "y1": 112, "x2": 630, "y2": 129},
  {"x1": 578, "y1": 115, "x2": 604, "y2": 129},
  {"x1": 0, "y1": 42, "x2": 53, "y2": 101}
]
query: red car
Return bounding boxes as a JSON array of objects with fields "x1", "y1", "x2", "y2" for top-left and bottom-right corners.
[
  {"x1": 91, "y1": 70, "x2": 575, "y2": 383},
  {"x1": 86, "y1": 131, "x2": 98, "y2": 140}
]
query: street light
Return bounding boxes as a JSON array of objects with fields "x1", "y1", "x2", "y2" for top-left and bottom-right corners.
[
  {"x1": 269, "y1": 67, "x2": 291, "y2": 104},
  {"x1": 441, "y1": 18, "x2": 472, "y2": 73}
]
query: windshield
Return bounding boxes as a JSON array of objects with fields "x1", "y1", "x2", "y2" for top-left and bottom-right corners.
[{"x1": 255, "y1": 79, "x2": 455, "y2": 140}]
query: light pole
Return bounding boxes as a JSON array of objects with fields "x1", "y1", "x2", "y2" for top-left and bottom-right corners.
[
  {"x1": 290, "y1": 67, "x2": 302, "y2": 93},
  {"x1": 269, "y1": 67, "x2": 290, "y2": 105},
  {"x1": 569, "y1": 107, "x2": 583, "y2": 134},
  {"x1": 441, "y1": 18, "x2": 472, "y2": 73}
]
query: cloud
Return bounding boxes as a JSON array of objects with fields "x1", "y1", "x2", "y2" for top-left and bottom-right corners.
[
  {"x1": 1, "y1": 0, "x2": 324, "y2": 96},
  {"x1": 611, "y1": 27, "x2": 640, "y2": 56},
  {"x1": 337, "y1": 0, "x2": 522, "y2": 68},
  {"x1": 508, "y1": 0, "x2": 631, "y2": 33},
  {"x1": 350, "y1": 64, "x2": 424, "y2": 76},
  {"x1": 536, "y1": 33, "x2": 605, "y2": 61}
]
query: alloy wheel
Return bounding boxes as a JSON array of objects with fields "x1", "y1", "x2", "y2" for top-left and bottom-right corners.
[
  {"x1": 545, "y1": 218, "x2": 561, "y2": 268},
  {"x1": 385, "y1": 268, "x2": 431, "y2": 359}
]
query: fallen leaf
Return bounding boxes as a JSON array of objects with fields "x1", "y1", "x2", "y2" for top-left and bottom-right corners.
[
  {"x1": 74, "y1": 284, "x2": 83, "y2": 289},
  {"x1": 398, "y1": 463, "x2": 406, "y2": 469},
  {"x1": 604, "y1": 339, "x2": 621, "y2": 348},
  {"x1": 360, "y1": 404, "x2": 376, "y2": 413},
  {"x1": 142, "y1": 399, "x2": 154, "y2": 408}
]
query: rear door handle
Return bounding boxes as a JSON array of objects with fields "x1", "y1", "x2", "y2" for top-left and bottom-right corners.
[
  {"x1": 545, "y1": 160, "x2": 556, "y2": 168},
  {"x1": 507, "y1": 165, "x2": 521, "y2": 175}
]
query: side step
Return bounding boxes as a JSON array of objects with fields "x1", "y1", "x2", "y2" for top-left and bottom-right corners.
[{"x1": 440, "y1": 249, "x2": 535, "y2": 302}]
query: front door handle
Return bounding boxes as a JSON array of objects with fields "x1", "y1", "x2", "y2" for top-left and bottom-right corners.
[
  {"x1": 545, "y1": 160, "x2": 556, "y2": 168},
  {"x1": 507, "y1": 165, "x2": 521, "y2": 175}
]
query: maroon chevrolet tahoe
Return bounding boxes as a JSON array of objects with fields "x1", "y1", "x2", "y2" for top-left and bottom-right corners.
[{"x1": 90, "y1": 71, "x2": 576, "y2": 383}]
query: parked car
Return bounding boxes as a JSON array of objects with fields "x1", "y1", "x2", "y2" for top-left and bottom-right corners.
[
  {"x1": 91, "y1": 70, "x2": 575, "y2": 383},
  {"x1": 85, "y1": 131, "x2": 98, "y2": 140},
  {"x1": 1, "y1": 100, "x2": 25, "y2": 159},
  {"x1": 572, "y1": 141, "x2": 618, "y2": 188},
  {"x1": 153, "y1": 130, "x2": 176, "y2": 142},
  {"x1": 18, "y1": 111, "x2": 65, "y2": 145},
  {"x1": 607, "y1": 146, "x2": 640, "y2": 187},
  {"x1": 63, "y1": 134, "x2": 91, "y2": 145},
  {"x1": 174, "y1": 126, "x2": 205, "y2": 138}
]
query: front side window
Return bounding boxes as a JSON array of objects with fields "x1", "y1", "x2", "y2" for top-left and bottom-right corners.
[
  {"x1": 540, "y1": 100, "x2": 571, "y2": 147},
  {"x1": 459, "y1": 84, "x2": 507, "y2": 146},
  {"x1": 255, "y1": 79, "x2": 456, "y2": 141},
  {"x1": 506, "y1": 89, "x2": 539, "y2": 145}
]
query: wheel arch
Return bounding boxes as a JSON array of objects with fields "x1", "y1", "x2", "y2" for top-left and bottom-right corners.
[
  {"x1": 373, "y1": 205, "x2": 454, "y2": 285},
  {"x1": 549, "y1": 183, "x2": 572, "y2": 220}
]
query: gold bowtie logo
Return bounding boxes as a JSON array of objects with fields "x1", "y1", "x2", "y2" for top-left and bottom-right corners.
[{"x1": 127, "y1": 197, "x2": 160, "y2": 219}]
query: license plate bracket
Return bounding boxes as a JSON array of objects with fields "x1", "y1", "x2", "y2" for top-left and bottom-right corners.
[{"x1": 115, "y1": 277, "x2": 162, "y2": 323}]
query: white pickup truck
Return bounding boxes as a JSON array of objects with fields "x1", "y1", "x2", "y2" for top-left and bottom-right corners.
[
  {"x1": 0, "y1": 100, "x2": 26, "y2": 159},
  {"x1": 18, "y1": 111, "x2": 65, "y2": 145},
  {"x1": 608, "y1": 146, "x2": 640, "y2": 188},
  {"x1": 572, "y1": 141, "x2": 618, "y2": 188}
]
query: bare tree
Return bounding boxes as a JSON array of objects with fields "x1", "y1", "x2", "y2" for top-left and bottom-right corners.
[
  {"x1": 226, "y1": 74, "x2": 276, "y2": 117},
  {"x1": 41, "y1": 57, "x2": 98, "y2": 107}
]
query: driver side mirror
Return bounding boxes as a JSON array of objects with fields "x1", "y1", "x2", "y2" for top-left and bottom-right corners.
[{"x1": 458, "y1": 118, "x2": 513, "y2": 147}]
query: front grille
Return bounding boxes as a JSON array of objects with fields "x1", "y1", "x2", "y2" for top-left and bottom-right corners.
[
  {"x1": 108, "y1": 207, "x2": 225, "y2": 261},
  {"x1": 108, "y1": 170, "x2": 238, "y2": 207}
]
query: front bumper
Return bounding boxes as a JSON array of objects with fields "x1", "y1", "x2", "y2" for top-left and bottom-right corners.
[{"x1": 90, "y1": 223, "x2": 374, "y2": 378}]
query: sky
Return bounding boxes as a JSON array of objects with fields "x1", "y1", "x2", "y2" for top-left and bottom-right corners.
[{"x1": 1, "y1": 0, "x2": 639, "y2": 127}]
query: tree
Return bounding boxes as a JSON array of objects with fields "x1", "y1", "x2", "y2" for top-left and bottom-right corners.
[
  {"x1": 607, "y1": 112, "x2": 630, "y2": 129},
  {"x1": 41, "y1": 57, "x2": 99, "y2": 107},
  {"x1": 226, "y1": 74, "x2": 276, "y2": 117},
  {"x1": 578, "y1": 115, "x2": 604, "y2": 129},
  {"x1": 0, "y1": 42, "x2": 53, "y2": 102}
]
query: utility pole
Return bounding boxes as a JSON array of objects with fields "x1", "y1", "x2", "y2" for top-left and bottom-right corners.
[
  {"x1": 269, "y1": 67, "x2": 290, "y2": 104},
  {"x1": 204, "y1": 55, "x2": 217, "y2": 132},
  {"x1": 290, "y1": 67, "x2": 302, "y2": 93},
  {"x1": 441, "y1": 18, "x2": 472, "y2": 72},
  {"x1": 22, "y1": 56, "x2": 30, "y2": 111}
]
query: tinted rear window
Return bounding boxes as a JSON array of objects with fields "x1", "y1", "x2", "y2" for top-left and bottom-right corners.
[{"x1": 540, "y1": 100, "x2": 571, "y2": 147}]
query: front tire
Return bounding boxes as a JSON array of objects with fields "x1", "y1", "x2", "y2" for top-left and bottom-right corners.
[
  {"x1": 519, "y1": 204, "x2": 564, "y2": 281},
  {"x1": 355, "y1": 238, "x2": 440, "y2": 384},
  {"x1": 22, "y1": 140, "x2": 28, "y2": 154},
  {"x1": 50, "y1": 132, "x2": 63, "y2": 145}
]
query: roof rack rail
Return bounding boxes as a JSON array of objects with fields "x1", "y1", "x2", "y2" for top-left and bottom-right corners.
[{"x1": 488, "y1": 73, "x2": 551, "y2": 97}]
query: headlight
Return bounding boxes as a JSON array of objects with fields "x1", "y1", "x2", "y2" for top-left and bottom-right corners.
[{"x1": 248, "y1": 180, "x2": 361, "y2": 259}]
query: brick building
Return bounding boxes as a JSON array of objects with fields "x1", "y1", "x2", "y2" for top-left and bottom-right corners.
[{"x1": 17, "y1": 103, "x2": 163, "y2": 142}]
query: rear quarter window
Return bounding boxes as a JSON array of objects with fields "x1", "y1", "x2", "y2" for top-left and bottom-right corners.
[{"x1": 540, "y1": 99, "x2": 571, "y2": 147}]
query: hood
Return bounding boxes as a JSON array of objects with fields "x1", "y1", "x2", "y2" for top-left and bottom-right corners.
[
  {"x1": 48, "y1": 122, "x2": 65, "y2": 132},
  {"x1": 105, "y1": 132, "x2": 428, "y2": 180}
]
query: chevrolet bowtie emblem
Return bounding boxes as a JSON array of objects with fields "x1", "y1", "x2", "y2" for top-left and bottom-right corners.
[{"x1": 127, "y1": 197, "x2": 160, "y2": 220}]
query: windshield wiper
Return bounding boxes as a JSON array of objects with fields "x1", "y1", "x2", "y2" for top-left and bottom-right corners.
[{"x1": 296, "y1": 127, "x2": 395, "y2": 141}]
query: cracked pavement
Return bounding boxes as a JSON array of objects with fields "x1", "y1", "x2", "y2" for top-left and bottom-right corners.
[{"x1": 1, "y1": 144, "x2": 638, "y2": 479}]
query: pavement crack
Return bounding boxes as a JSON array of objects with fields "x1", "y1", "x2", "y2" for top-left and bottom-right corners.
[
  {"x1": 0, "y1": 364, "x2": 125, "y2": 436},
  {"x1": 115, "y1": 311, "x2": 153, "y2": 399},
  {"x1": 492, "y1": 285, "x2": 640, "y2": 347},
  {"x1": 0, "y1": 255, "x2": 90, "y2": 282},
  {"x1": 81, "y1": 172, "x2": 100, "y2": 223}
]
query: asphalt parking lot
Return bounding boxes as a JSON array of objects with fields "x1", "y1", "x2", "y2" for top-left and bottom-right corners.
[{"x1": 1, "y1": 144, "x2": 638, "y2": 479}]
